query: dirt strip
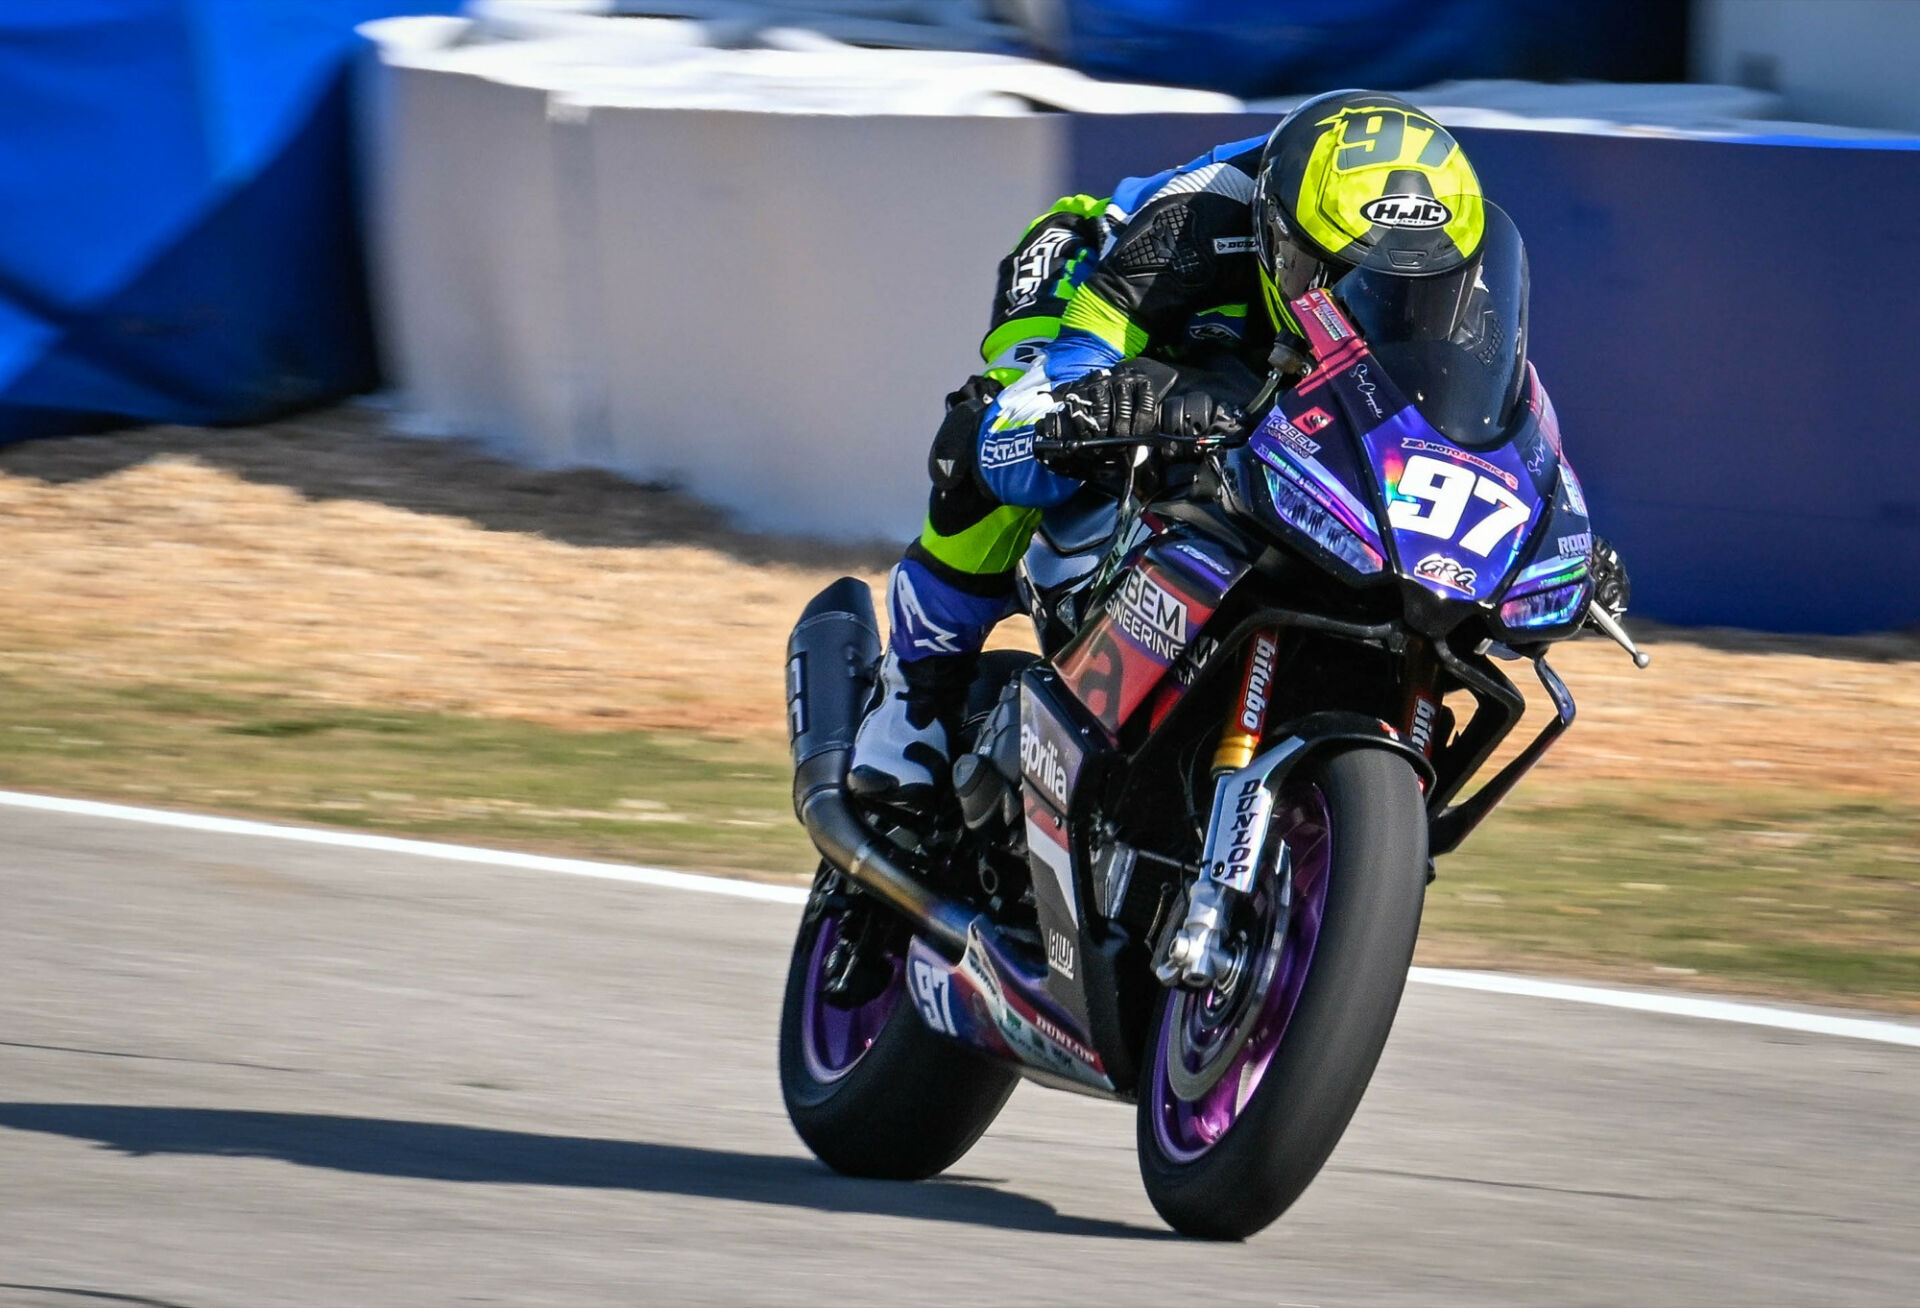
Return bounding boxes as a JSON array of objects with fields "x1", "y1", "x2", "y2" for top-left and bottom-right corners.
[{"x1": 2, "y1": 404, "x2": 1915, "y2": 796}]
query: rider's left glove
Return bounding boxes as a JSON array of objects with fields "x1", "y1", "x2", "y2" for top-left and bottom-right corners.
[{"x1": 1589, "y1": 536, "x2": 1631, "y2": 619}]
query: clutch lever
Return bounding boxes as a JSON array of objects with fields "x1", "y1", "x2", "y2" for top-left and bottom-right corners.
[{"x1": 1587, "y1": 602, "x2": 1650, "y2": 669}]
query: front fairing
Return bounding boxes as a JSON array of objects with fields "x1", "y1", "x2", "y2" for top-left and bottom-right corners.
[{"x1": 1237, "y1": 301, "x2": 1591, "y2": 637}]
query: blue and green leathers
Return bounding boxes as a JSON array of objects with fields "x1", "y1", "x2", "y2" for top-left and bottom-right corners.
[{"x1": 892, "y1": 135, "x2": 1279, "y2": 664}]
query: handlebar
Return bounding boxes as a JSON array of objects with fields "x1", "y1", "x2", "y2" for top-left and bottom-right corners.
[{"x1": 1031, "y1": 426, "x2": 1247, "y2": 459}]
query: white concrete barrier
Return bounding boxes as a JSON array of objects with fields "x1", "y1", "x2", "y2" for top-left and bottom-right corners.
[
  {"x1": 357, "y1": 8, "x2": 1834, "y2": 541},
  {"x1": 580, "y1": 108, "x2": 1061, "y2": 535},
  {"x1": 356, "y1": 11, "x2": 1246, "y2": 539}
]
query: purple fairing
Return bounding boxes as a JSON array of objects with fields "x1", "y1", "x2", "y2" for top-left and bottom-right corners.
[
  {"x1": 1249, "y1": 348, "x2": 1585, "y2": 611},
  {"x1": 1149, "y1": 786, "x2": 1332, "y2": 1163},
  {"x1": 1247, "y1": 403, "x2": 1387, "y2": 558},
  {"x1": 905, "y1": 926, "x2": 1114, "y2": 1092},
  {"x1": 1364, "y1": 404, "x2": 1546, "y2": 606},
  {"x1": 797, "y1": 914, "x2": 902, "y2": 1084}
]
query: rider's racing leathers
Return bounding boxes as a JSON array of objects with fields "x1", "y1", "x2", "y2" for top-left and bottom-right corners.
[{"x1": 894, "y1": 134, "x2": 1287, "y2": 662}]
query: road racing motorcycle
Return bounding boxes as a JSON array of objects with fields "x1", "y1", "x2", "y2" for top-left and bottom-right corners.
[{"x1": 776, "y1": 202, "x2": 1648, "y2": 1239}]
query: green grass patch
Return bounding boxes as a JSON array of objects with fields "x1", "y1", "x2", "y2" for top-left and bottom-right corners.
[
  {"x1": 1, "y1": 671, "x2": 1914, "y2": 1010},
  {"x1": 0, "y1": 674, "x2": 813, "y2": 879},
  {"x1": 1429, "y1": 785, "x2": 1920, "y2": 1008}
]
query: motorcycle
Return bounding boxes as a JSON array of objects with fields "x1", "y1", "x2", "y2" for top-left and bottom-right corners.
[{"x1": 776, "y1": 201, "x2": 1648, "y2": 1239}]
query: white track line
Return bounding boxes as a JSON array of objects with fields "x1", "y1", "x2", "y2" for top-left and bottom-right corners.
[
  {"x1": 0, "y1": 790, "x2": 806, "y2": 905},
  {"x1": 3, "y1": 789, "x2": 1915, "y2": 1048}
]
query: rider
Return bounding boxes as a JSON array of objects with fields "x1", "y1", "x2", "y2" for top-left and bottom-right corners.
[{"x1": 850, "y1": 90, "x2": 1489, "y2": 802}]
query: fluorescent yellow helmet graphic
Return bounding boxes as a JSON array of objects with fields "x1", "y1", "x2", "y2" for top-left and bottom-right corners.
[{"x1": 1253, "y1": 90, "x2": 1485, "y2": 330}]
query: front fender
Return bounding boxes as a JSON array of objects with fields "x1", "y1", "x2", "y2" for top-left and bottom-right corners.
[{"x1": 1200, "y1": 710, "x2": 1433, "y2": 893}]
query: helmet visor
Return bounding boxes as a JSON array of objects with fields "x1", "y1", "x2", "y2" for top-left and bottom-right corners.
[{"x1": 1334, "y1": 201, "x2": 1528, "y2": 448}]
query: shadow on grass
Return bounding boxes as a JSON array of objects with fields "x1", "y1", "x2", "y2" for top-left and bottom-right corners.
[{"x1": 0, "y1": 1103, "x2": 1171, "y2": 1242}]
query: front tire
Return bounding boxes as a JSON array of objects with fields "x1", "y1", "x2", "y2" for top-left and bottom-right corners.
[
  {"x1": 779, "y1": 869, "x2": 1018, "y2": 1180},
  {"x1": 1136, "y1": 747, "x2": 1427, "y2": 1239}
]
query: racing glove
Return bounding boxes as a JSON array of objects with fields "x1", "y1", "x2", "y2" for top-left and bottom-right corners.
[
  {"x1": 1589, "y1": 536, "x2": 1631, "y2": 619},
  {"x1": 1039, "y1": 366, "x2": 1161, "y2": 444},
  {"x1": 1157, "y1": 390, "x2": 1244, "y2": 439}
]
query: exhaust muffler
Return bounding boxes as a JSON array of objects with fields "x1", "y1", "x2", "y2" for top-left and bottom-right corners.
[{"x1": 785, "y1": 578, "x2": 975, "y2": 954}]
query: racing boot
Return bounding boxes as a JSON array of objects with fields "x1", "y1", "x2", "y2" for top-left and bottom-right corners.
[
  {"x1": 848, "y1": 647, "x2": 976, "y2": 805},
  {"x1": 848, "y1": 562, "x2": 1003, "y2": 804}
]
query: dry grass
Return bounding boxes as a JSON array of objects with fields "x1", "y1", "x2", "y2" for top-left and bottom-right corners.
[{"x1": 2, "y1": 403, "x2": 1915, "y2": 796}]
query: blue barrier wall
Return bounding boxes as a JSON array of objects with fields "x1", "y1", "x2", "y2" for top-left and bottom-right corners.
[
  {"x1": 0, "y1": 0, "x2": 459, "y2": 441},
  {"x1": 1070, "y1": 117, "x2": 1920, "y2": 634},
  {"x1": 1053, "y1": 1, "x2": 1686, "y2": 99}
]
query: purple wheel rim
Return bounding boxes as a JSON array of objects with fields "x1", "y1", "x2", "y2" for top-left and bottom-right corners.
[
  {"x1": 1150, "y1": 785, "x2": 1332, "y2": 1164},
  {"x1": 797, "y1": 913, "x2": 902, "y2": 1084}
]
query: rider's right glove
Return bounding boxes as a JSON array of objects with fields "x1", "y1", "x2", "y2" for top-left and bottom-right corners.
[
  {"x1": 1157, "y1": 390, "x2": 1243, "y2": 441},
  {"x1": 1589, "y1": 536, "x2": 1631, "y2": 619}
]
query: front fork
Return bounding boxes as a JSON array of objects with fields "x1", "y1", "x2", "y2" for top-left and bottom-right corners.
[
  {"x1": 1156, "y1": 628, "x2": 1282, "y2": 989},
  {"x1": 1155, "y1": 632, "x2": 1443, "y2": 990}
]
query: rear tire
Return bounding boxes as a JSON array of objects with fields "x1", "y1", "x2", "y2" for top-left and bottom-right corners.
[
  {"x1": 779, "y1": 871, "x2": 1019, "y2": 1180},
  {"x1": 1136, "y1": 747, "x2": 1427, "y2": 1239}
]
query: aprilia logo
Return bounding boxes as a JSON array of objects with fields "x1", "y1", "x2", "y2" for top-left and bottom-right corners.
[{"x1": 1020, "y1": 722, "x2": 1071, "y2": 805}]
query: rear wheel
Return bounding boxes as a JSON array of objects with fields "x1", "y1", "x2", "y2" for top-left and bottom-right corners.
[
  {"x1": 779, "y1": 868, "x2": 1018, "y2": 1180},
  {"x1": 1136, "y1": 747, "x2": 1427, "y2": 1239}
]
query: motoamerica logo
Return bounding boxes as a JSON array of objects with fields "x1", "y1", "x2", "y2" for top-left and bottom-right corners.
[
  {"x1": 1413, "y1": 553, "x2": 1477, "y2": 594},
  {"x1": 1020, "y1": 721, "x2": 1070, "y2": 806},
  {"x1": 1106, "y1": 570, "x2": 1189, "y2": 661}
]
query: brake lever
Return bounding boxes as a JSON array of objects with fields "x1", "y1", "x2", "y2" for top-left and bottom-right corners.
[{"x1": 1587, "y1": 602, "x2": 1650, "y2": 669}]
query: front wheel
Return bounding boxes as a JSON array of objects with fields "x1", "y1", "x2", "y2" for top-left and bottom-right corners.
[
  {"x1": 779, "y1": 867, "x2": 1018, "y2": 1179},
  {"x1": 1136, "y1": 747, "x2": 1427, "y2": 1240}
]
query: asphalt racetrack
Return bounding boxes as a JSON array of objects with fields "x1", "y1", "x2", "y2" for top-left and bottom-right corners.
[{"x1": 2, "y1": 803, "x2": 1915, "y2": 1306}]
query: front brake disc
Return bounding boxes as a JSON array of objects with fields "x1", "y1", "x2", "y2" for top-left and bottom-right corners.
[{"x1": 1163, "y1": 859, "x2": 1291, "y2": 1100}]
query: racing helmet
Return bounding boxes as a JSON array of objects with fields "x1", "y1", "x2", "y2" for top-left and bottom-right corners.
[{"x1": 1253, "y1": 90, "x2": 1486, "y2": 332}]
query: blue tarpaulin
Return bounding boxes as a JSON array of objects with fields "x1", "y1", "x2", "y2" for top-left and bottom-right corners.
[
  {"x1": 1050, "y1": 0, "x2": 1686, "y2": 99},
  {"x1": 0, "y1": 0, "x2": 458, "y2": 440}
]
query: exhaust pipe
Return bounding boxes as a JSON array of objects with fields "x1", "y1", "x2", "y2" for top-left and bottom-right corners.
[{"x1": 786, "y1": 578, "x2": 976, "y2": 955}]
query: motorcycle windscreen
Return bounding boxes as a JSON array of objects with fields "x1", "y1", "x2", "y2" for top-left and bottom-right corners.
[{"x1": 1333, "y1": 201, "x2": 1529, "y2": 451}]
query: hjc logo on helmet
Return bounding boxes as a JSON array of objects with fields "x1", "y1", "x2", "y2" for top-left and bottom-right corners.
[{"x1": 1359, "y1": 195, "x2": 1453, "y2": 230}]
